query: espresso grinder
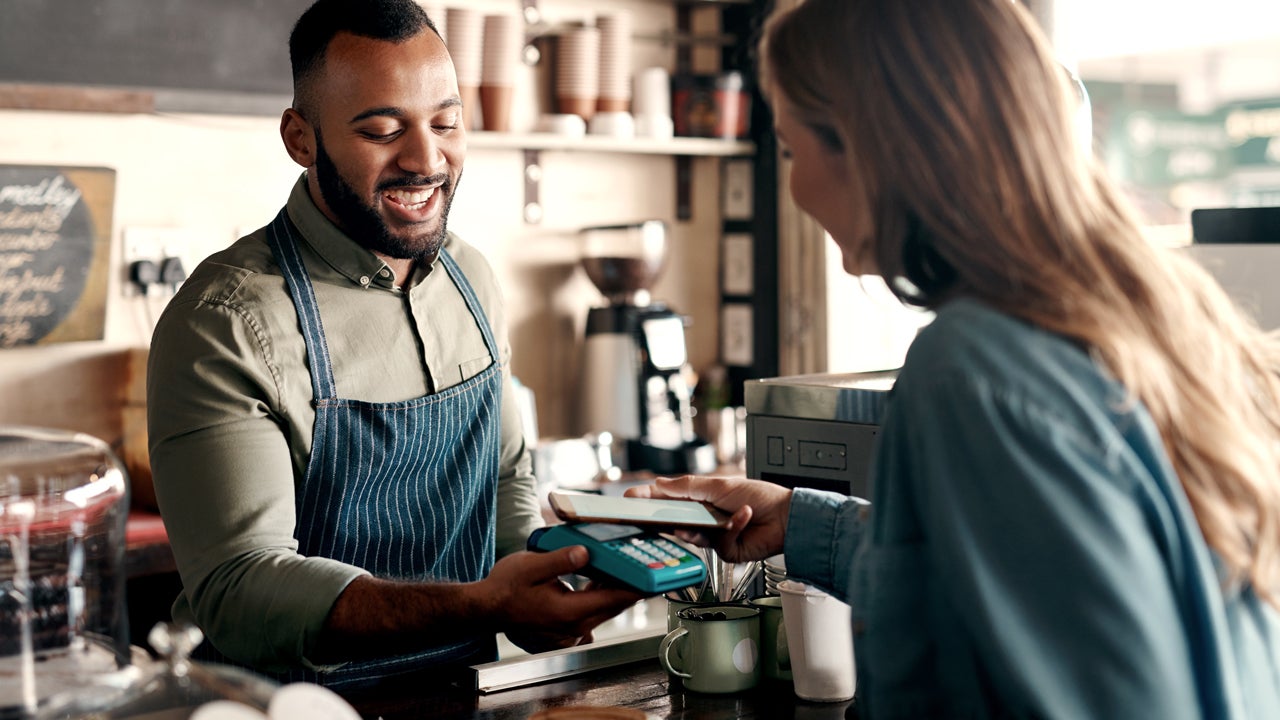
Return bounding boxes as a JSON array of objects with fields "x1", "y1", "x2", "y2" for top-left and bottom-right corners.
[{"x1": 577, "y1": 221, "x2": 717, "y2": 475}]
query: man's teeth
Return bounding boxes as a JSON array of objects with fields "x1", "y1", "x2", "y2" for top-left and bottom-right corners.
[{"x1": 386, "y1": 188, "x2": 435, "y2": 208}]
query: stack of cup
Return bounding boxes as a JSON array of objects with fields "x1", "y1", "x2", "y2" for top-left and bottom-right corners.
[
  {"x1": 596, "y1": 11, "x2": 632, "y2": 113},
  {"x1": 422, "y1": 3, "x2": 446, "y2": 42},
  {"x1": 555, "y1": 25, "x2": 600, "y2": 121},
  {"x1": 633, "y1": 66, "x2": 674, "y2": 139},
  {"x1": 763, "y1": 554, "x2": 788, "y2": 595},
  {"x1": 446, "y1": 7, "x2": 484, "y2": 128},
  {"x1": 481, "y1": 13, "x2": 520, "y2": 132}
]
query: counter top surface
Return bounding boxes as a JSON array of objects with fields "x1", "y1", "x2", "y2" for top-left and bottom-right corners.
[{"x1": 346, "y1": 659, "x2": 857, "y2": 720}]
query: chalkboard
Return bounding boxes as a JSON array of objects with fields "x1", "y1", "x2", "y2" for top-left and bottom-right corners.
[
  {"x1": 0, "y1": 0, "x2": 313, "y2": 98},
  {"x1": 0, "y1": 166, "x2": 116, "y2": 348}
]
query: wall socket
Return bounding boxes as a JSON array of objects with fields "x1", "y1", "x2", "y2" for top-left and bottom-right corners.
[
  {"x1": 121, "y1": 226, "x2": 224, "y2": 296},
  {"x1": 124, "y1": 226, "x2": 182, "y2": 263},
  {"x1": 122, "y1": 227, "x2": 178, "y2": 297}
]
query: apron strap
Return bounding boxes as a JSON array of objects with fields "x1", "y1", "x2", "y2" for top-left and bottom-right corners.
[
  {"x1": 438, "y1": 249, "x2": 501, "y2": 365},
  {"x1": 265, "y1": 209, "x2": 338, "y2": 400}
]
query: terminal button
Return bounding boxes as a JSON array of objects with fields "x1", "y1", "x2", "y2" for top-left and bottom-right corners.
[{"x1": 799, "y1": 441, "x2": 847, "y2": 470}]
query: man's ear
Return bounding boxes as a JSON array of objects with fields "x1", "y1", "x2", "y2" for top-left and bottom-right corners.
[{"x1": 280, "y1": 108, "x2": 316, "y2": 168}]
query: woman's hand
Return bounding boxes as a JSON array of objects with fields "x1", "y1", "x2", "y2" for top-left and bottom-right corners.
[{"x1": 625, "y1": 475, "x2": 792, "y2": 563}]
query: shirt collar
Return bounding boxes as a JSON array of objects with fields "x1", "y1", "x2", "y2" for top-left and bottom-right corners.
[{"x1": 284, "y1": 172, "x2": 421, "y2": 291}]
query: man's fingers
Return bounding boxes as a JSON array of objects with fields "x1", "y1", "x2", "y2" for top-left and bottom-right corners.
[{"x1": 524, "y1": 546, "x2": 589, "y2": 580}]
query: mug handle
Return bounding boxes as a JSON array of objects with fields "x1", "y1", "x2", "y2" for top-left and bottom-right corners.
[{"x1": 659, "y1": 626, "x2": 692, "y2": 679}]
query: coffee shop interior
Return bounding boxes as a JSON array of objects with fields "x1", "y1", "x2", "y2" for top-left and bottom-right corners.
[{"x1": 1, "y1": 0, "x2": 1279, "y2": 716}]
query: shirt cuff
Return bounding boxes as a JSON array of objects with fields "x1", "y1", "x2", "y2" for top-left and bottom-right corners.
[
  {"x1": 279, "y1": 559, "x2": 370, "y2": 672},
  {"x1": 784, "y1": 488, "x2": 853, "y2": 594}
]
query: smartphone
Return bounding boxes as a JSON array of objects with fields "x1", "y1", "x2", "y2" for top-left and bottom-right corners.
[{"x1": 547, "y1": 490, "x2": 731, "y2": 530}]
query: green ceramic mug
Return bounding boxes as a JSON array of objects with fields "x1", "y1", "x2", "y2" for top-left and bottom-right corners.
[
  {"x1": 665, "y1": 595, "x2": 724, "y2": 633},
  {"x1": 748, "y1": 594, "x2": 792, "y2": 682},
  {"x1": 659, "y1": 603, "x2": 761, "y2": 694},
  {"x1": 664, "y1": 595, "x2": 737, "y2": 677}
]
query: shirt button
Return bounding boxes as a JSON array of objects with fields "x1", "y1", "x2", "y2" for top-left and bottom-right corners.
[
  {"x1": 379, "y1": 268, "x2": 390, "y2": 278},
  {"x1": 359, "y1": 275, "x2": 371, "y2": 286}
]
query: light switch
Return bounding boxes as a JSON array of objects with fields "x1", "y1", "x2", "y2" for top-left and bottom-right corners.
[
  {"x1": 767, "y1": 436, "x2": 785, "y2": 466},
  {"x1": 722, "y1": 159, "x2": 753, "y2": 220},
  {"x1": 721, "y1": 233, "x2": 753, "y2": 295},
  {"x1": 721, "y1": 303, "x2": 753, "y2": 366}
]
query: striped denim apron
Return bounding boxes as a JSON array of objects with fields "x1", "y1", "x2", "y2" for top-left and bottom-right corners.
[{"x1": 263, "y1": 209, "x2": 501, "y2": 688}]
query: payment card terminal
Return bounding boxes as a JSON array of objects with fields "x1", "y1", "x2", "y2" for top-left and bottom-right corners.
[{"x1": 527, "y1": 523, "x2": 707, "y2": 595}]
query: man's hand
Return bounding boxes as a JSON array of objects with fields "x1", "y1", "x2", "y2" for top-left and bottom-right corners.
[
  {"x1": 626, "y1": 475, "x2": 792, "y2": 563},
  {"x1": 481, "y1": 547, "x2": 643, "y2": 651}
]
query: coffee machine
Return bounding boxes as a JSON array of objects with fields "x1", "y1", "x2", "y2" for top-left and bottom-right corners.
[{"x1": 577, "y1": 221, "x2": 716, "y2": 475}]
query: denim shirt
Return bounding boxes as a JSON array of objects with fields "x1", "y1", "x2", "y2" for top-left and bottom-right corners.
[{"x1": 784, "y1": 298, "x2": 1280, "y2": 719}]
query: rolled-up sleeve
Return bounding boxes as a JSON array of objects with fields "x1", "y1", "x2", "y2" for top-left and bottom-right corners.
[
  {"x1": 148, "y1": 288, "x2": 365, "y2": 671},
  {"x1": 784, "y1": 488, "x2": 868, "y2": 603}
]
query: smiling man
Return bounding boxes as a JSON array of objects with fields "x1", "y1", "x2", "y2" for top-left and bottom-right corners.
[{"x1": 146, "y1": 0, "x2": 639, "y2": 692}]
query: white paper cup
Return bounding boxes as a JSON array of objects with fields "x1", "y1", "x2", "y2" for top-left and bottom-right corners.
[
  {"x1": 422, "y1": 3, "x2": 446, "y2": 42},
  {"x1": 633, "y1": 67, "x2": 671, "y2": 118},
  {"x1": 556, "y1": 27, "x2": 599, "y2": 100},
  {"x1": 596, "y1": 12, "x2": 632, "y2": 100},
  {"x1": 481, "y1": 13, "x2": 521, "y2": 86},
  {"x1": 446, "y1": 7, "x2": 484, "y2": 86},
  {"x1": 777, "y1": 580, "x2": 856, "y2": 702}
]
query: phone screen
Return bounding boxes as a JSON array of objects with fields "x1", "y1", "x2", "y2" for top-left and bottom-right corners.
[{"x1": 557, "y1": 493, "x2": 725, "y2": 527}]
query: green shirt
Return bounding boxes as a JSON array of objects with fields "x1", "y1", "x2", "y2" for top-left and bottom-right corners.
[{"x1": 147, "y1": 174, "x2": 541, "y2": 670}]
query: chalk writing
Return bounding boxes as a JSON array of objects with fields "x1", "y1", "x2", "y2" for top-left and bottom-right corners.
[{"x1": 0, "y1": 166, "x2": 110, "y2": 347}]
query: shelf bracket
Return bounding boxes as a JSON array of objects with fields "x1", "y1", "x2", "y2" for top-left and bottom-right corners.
[
  {"x1": 676, "y1": 156, "x2": 693, "y2": 221},
  {"x1": 673, "y1": 3, "x2": 694, "y2": 221},
  {"x1": 521, "y1": 0, "x2": 540, "y2": 26},
  {"x1": 523, "y1": 149, "x2": 543, "y2": 224}
]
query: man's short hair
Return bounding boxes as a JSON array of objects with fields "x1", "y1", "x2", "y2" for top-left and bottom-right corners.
[{"x1": 289, "y1": 0, "x2": 441, "y2": 118}]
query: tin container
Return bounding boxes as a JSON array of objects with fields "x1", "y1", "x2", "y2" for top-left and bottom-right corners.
[{"x1": 672, "y1": 72, "x2": 750, "y2": 140}]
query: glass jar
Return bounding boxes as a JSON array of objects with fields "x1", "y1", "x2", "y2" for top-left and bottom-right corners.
[{"x1": 0, "y1": 426, "x2": 133, "y2": 716}]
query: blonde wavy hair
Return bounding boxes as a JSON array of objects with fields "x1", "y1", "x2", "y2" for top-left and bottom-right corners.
[{"x1": 762, "y1": 0, "x2": 1280, "y2": 606}]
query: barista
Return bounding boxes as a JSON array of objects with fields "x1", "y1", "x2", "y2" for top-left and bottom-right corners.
[{"x1": 147, "y1": 0, "x2": 639, "y2": 689}]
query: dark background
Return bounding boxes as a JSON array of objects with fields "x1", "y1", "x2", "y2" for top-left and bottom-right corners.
[{"x1": 0, "y1": 0, "x2": 313, "y2": 95}]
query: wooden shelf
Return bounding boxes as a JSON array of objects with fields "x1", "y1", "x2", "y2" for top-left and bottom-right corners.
[{"x1": 468, "y1": 131, "x2": 755, "y2": 157}]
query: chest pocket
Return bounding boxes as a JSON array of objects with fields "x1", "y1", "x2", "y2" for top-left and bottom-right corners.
[
  {"x1": 459, "y1": 355, "x2": 494, "y2": 385},
  {"x1": 858, "y1": 541, "x2": 945, "y2": 719}
]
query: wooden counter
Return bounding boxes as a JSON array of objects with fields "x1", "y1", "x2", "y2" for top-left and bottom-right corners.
[{"x1": 347, "y1": 660, "x2": 858, "y2": 720}]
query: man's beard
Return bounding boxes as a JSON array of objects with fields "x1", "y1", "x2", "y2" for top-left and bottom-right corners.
[{"x1": 313, "y1": 129, "x2": 459, "y2": 262}]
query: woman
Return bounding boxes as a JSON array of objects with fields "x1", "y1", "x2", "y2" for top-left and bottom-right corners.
[{"x1": 631, "y1": 0, "x2": 1280, "y2": 717}]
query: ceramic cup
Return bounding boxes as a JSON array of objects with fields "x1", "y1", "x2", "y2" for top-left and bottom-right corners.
[
  {"x1": 535, "y1": 113, "x2": 587, "y2": 137},
  {"x1": 777, "y1": 580, "x2": 856, "y2": 702},
  {"x1": 747, "y1": 594, "x2": 792, "y2": 682},
  {"x1": 664, "y1": 594, "x2": 725, "y2": 633},
  {"x1": 662, "y1": 595, "x2": 722, "y2": 678},
  {"x1": 660, "y1": 603, "x2": 760, "y2": 694},
  {"x1": 588, "y1": 111, "x2": 635, "y2": 138}
]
